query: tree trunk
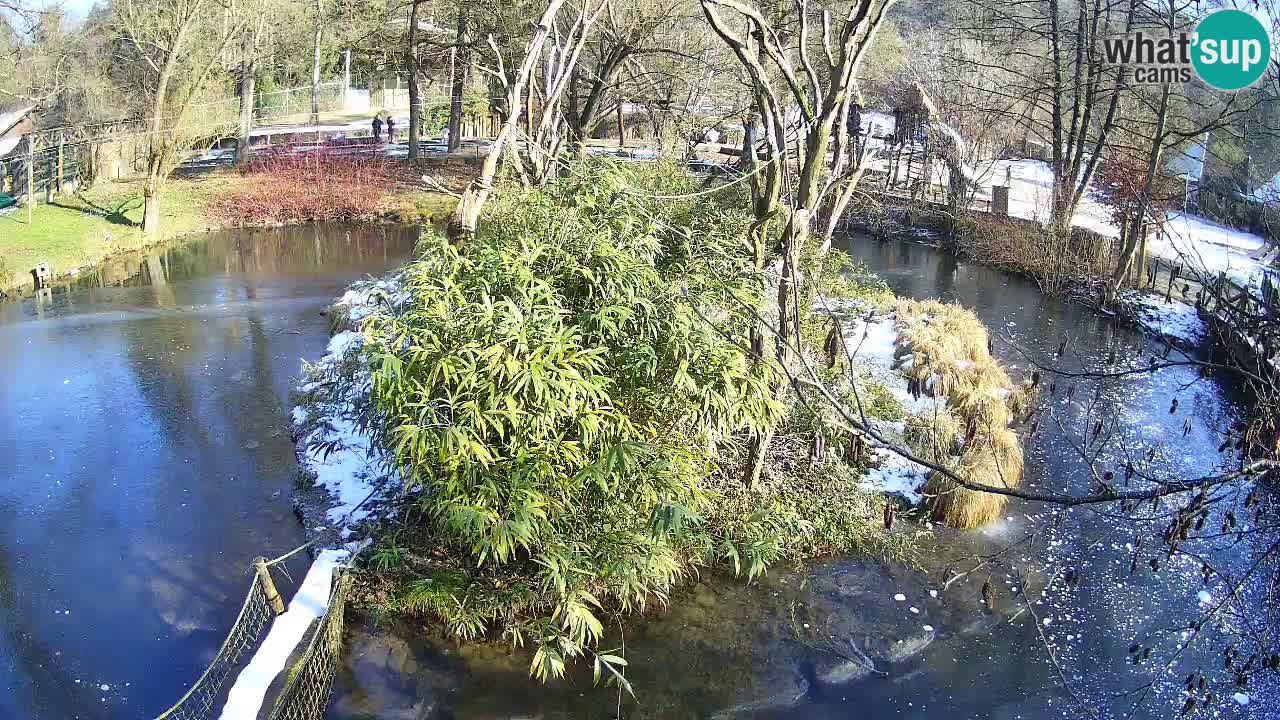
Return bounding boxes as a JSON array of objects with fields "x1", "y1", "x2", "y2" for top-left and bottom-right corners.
[
  {"x1": 740, "y1": 114, "x2": 756, "y2": 167},
  {"x1": 143, "y1": 160, "x2": 163, "y2": 236},
  {"x1": 743, "y1": 426, "x2": 774, "y2": 488},
  {"x1": 447, "y1": 10, "x2": 468, "y2": 152},
  {"x1": 570, "y1": 46, "x2": 627, "y2": 146},
  {"x1": 310, "y1": 0, "x2": 323, "y2": 126},
  {"x1": 407, "y1": 0, "x2": 421, "y2": 161},
  {"x1": 1107, "y1": 81, "x2": 1171, "y2": 300},
  {"x1": 236, "y1": 33, "x2": 257, "y2": 165},
  {"x1": 616, "y1": 101, "x2": 625, "y2": 148}
]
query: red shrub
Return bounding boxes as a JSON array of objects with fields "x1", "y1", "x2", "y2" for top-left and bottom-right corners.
[{"x1": 210, "y1": 147, "x2": 413, "y2": 225}]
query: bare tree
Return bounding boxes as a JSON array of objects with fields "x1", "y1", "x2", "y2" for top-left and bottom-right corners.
[
  {"x1": 943, "y1": 0, "x2": 1136, "y2": 234},
  {"x1": 113, "y1": 0, "x2": 245, "y2": 235},
  {"x1": 407, "y1": 0, "x2": 424, "y2": 160},
  {"x1": 309, "y1": 0, "x2": 323, "y2": 125},
  {"x1": 236, "y1": 14, "x2": 269, "y2": 165},
  {"x1": 519, "y1": 0, "x2": 609, "y2": 183},
  {"x1": 448, "y1": 0, "x2": 571, "y2": 242},
  {"x1": 446, "y1": 6, "x2": 469, "y2": 152},
  {"x1": 701, "y1": 0, "x2": 896, "y2": 486}
]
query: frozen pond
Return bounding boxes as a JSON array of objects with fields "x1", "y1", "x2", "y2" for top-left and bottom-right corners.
[{"x1": 0, "y1": 223, "x2": 417, "y2": 719}]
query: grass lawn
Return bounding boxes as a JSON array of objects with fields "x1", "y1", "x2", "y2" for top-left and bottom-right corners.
[
  {"x1": 0, "y1": 178, "x2": 225, "y2": 292},
  {"x1": 0, "y1": 170, "x2": 457, "y2": 293}
]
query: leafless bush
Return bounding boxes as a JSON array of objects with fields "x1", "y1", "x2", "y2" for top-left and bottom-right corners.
[{"x1": 952, "y1": 214, "x2": 1112, "y2": 294}]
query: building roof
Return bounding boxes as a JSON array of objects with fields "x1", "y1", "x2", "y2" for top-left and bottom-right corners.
[{"x1": 0, "y1": 105, "x2": 35, "y2": 138}]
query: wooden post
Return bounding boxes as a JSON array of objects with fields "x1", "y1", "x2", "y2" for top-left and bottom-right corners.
[
  {"x1": 45, "y1": 154, "x2": 54, "y2": 204},
  {"x1": 617, "y1": 100, "x2": 625, "y2": 148},
  {"x1": 254, "y1": 556, "x2": 286, "y2": 615}
]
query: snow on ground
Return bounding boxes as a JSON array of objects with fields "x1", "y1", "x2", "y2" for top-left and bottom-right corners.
[
  {"x1": 1148, "y1": 214, "x2": 1269, "y2": 286},
  {"x1": 1119, "y1": 290, "x2": 1206, "y2": 347},
  {"x1": 217, "y1": 548, "x2": 348, "y2": 720},
  {"x1": 818, "y1": 303, "x2": 941, "y2": 503},
  {"x1": 980, "y1": 157, "x2": 1272, "y2": 286},
  {"x1": 292, "y1": 276, "x2": 406, "y2": 537},
  {"x1": 294, "y1": 330, "x2": 381, "y2": 534},
  {"x1": 330, "y1": 278, "x2": 409, "y2": 323},
  {"x1": 865, "y1": 113, "x2": 1273, "y2": 286}
]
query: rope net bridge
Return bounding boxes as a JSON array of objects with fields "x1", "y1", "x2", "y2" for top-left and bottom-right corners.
[{"x1": 154, "y1": 550, "x2": 354, "y2": 720}]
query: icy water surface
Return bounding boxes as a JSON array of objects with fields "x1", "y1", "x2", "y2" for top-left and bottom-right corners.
[
  {"x1": 0, "y1": 224, "x2": 416, "y2": 719},
  {"x1": 327, "y1": 235, "x2": 1275, "y2": 720}
]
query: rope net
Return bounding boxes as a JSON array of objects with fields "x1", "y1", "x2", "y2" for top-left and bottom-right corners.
[
  {"x1": 155, "y1": 564, "x2": 354, "y2": 720},
  {"x1": 156, "y1": 574, "x2": 275, "y2": 720}
]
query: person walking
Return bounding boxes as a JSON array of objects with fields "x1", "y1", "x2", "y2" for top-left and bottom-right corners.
[
  {"x1": 372, "y1": 115, "x2": 383, "y2": 142},
  {"x1": 386, "y1": 116, "x2": 396, "y2": 142}
]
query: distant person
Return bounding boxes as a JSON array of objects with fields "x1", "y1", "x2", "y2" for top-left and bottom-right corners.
[
  {"x1": 386, "y1": 116, "x2": 396, "y2": 141},
  {"x1": 372, "y1": 115, "x2": 383, "y2": 142}
]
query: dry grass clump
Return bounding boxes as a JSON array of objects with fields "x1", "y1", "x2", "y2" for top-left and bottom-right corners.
[
  {"x1": 892, "y1": 300, "x2": 1031, "y2": 528},
  {"x1": 1007, "y1": 381, "x2": 1041, "y2": 420},
  {"x1": 904, "y1": 408, "x2": 964, "y2": 463}
]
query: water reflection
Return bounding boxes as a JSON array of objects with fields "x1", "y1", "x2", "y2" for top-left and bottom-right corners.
[{"x1": 0, "y1": 223, "x2": 417, "y2": 719}]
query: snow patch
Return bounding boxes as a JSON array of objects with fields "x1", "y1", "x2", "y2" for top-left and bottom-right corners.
[
  {"x1": 330, "y1": 278, "x2": 408, "y2": 324},
  {"x1": 930, "y1": 154, "x2": 1272, "y2": 286},
  {"x1": 863, "y1": 447, "x2": 929, "y2": 504},
  {"x1": 1120, "y1": 291, "x2": 1206, "y2": 346},
  {"x1": 293, "y1": 274, "x2": 408, "y2": 537}
]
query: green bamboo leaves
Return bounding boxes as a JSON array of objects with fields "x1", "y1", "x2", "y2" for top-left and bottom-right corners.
[{"x1": 364, "y1": 161, "x2": 779, "y2": 683}]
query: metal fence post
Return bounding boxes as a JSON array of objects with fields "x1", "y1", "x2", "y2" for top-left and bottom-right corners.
[
  {"x1": 26, "y1": 136, "x2": 34, "y2": 223},
  {"x1": 254, "y1": 556, "x2": 287, "y2": 616},
  {"x1": 56, "y1": 137, "x2": 65, "y2": 195}
]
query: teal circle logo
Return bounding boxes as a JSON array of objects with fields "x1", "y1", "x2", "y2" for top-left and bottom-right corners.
[{"x1": 1192, "y1": 9, "x2": 1271, "y2": 91}]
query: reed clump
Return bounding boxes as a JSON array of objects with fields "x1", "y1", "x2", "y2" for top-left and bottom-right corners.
[{"x1": 893, "y1": 300, "x2": 1032, "y2": 528}]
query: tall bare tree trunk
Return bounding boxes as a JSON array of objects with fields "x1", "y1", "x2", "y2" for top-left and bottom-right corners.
[
  {"x1": 143, "y1": 155, "x2": 165, "y2": 236},
  {"x1": 1108, "y1": 81, "x2": 1171, "y2": 301},
  {"x1": 447, "y1": 9, "x2": 468, "y2": 152},
  {"x1": 407, "y1": 0, "x2": 421, "y2": 161},
  {"x1": 236, "y1": 29, "x2": 257, "y2": 165},
  {"x1": 310, "y1": 0, "x2": 323, "y2": 126},
  {"x1": 617, "y1": 101, "x2": 625, "y2": 147},
  {"x1": 143, "y1": 53, "x2": 178, "y2": 237}
]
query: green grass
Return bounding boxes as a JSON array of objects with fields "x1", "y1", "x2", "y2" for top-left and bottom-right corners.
[
  {"x1": 383, "y1": 191, "x2": 457, "y2": 225},
  {"x1": 0, "y1": 179, "x2": 218, "y2": 292}
]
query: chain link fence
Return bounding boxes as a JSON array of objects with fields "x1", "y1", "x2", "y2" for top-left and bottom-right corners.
[{"x1": 254, "y1": 83, "x2": 347, "y2": 123}]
